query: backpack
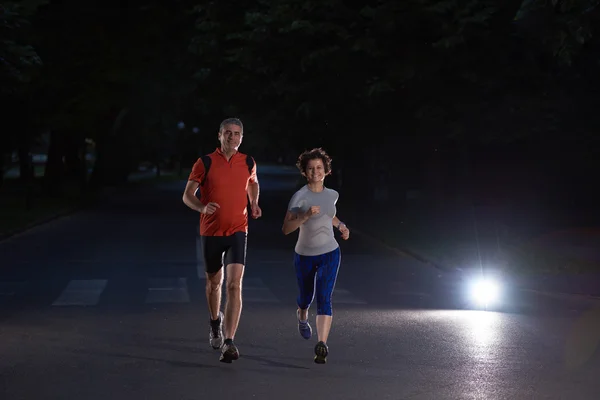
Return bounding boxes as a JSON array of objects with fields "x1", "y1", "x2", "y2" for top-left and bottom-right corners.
[{"x1": 198, "y1": 153, "x2": 255, "y2": 187}]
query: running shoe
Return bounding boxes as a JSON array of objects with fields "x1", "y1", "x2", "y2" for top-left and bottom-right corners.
[
  {"x1": 314, "y1": 341, "x2": 329, "y2": 364},
  {"x1": 220, "y1": 339, "x2": 240, "y2": 363},
  {"x1": 297, "y1": 310, "x2": 312, "y2": 340},
  {"x1": 209, "y1": 311, "x2": 224, "y2": 349}
]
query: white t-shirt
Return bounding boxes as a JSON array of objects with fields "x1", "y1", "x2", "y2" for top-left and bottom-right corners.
[{"x1": 287, "y1": 185, "x2": 340, "y2": 256}]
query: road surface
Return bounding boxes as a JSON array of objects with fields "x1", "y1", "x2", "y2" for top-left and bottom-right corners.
[{"x1": 1, "y1": 166, "x2": 600, "y2": 399}]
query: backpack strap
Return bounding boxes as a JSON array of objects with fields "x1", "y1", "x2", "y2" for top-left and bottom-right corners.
[
  {"x1": 199, "y1": 154, "x2": 253, "y2": 187},
  {"x1": 245, "y1": 155, "x2": 255, "y2": 175},
  {"x1": 199, "y1": 155, "x2": 212, "y2": 186}
]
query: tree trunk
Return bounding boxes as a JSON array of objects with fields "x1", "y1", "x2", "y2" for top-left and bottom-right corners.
[
  {"x1": 63, "y1": 133, "x2": 88, "y2": 195},
  {"x1": 90, "y1": 107, "x2": 132, "y2": 188},
  {"x1": 44, "y1": 130, "x2": 66, "y2": 196},
  {"x1": 17, "y1": 142, "x2": 33, "y2": 183},
  {"x1": 17, "y1": 140, "x2": 34, "y2": 210},
  {"x1": 90, "y1": 134, "x2": 124, "y2": 187},
  {"x1": 64, "y1": 133, "x2": 84, "y2": 180}
]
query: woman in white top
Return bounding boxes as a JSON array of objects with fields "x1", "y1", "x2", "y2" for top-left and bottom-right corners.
[{"x1": 282, "y1": 148, "x2": 350, "y2": 364}]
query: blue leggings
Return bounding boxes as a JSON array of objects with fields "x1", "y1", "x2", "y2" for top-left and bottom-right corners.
[{"x1": 294, "y1": 247, "x2": 341, "y2": 316}]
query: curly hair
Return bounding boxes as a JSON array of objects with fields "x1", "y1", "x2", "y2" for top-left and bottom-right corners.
[{"x1": 296, "y1": 148, "x2": 333, "y2": 177}]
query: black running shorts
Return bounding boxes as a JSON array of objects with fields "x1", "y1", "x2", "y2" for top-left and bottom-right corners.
[{"x1": 200, "y1": 231, "x2": 247, "y2": 274}]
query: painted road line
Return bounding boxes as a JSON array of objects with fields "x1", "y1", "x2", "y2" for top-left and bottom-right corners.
[
  {"x1": 52, "y1": 279, "x2": 108, "y2": 306},
  {"x1": 146, "y1": 277, "x2": 191, "y2": 304}
]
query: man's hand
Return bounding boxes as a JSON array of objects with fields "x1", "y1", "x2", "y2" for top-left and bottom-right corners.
[
  {"x1": 304, "y1": 206, "x2": 320, "y2": 218},
  {"x1": 201, "y1": 202, "x2": 220, "y2": 215},
  {"x1": 251, "y1": 202, "x2": 262, "y2": 219},
  {"x1": 338, "y1": 223, "x2": 350, "y2": 240}
]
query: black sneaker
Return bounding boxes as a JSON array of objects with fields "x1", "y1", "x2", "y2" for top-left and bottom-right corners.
[
  {"x1": 314, "y1": 341, "x2": 328, "y2": 364},
  {"x1": 209, "y1": 311, "x2": 224, "y2": 350},
  {"x1": 219, "y1": 339, "x2": 240, "y2": 363}
]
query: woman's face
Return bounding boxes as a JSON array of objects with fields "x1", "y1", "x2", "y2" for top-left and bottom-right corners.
[{"x1": 305, "y1": 158, "x2": 326, "y2": 183}]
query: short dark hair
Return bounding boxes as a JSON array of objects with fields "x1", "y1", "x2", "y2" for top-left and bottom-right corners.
[
  {"x1": 219, "y1": 118, "x2": 243, "y2": 133},
  {"x1": 296, "y1": 148, "x2": 333, "y2": 176}
]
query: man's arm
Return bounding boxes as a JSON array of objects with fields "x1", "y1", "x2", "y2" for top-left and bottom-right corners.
[
  {"x1": 183, "y1": 158, "x2": 208, "y2": 213},
  {"x1": 247, "y1": 181, "x2": 259, "y2": 205},
  {"x1": 183, "y1": 180, "x2": 205, "y2": 213},
  {"x1": 247, "y1": 160, "x2": 259, "y2": 205},
  {"x1": 183, "y1": 158, "x2": 206, "y2": 212},
  {"x1": 182, "y1": 181, "x2": 220, "y2": 215},
  {"x1": 247, "y1": 160, "x2": 262, "y2": 219}
]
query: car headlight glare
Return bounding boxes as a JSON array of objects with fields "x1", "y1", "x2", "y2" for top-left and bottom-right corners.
[{"x1": 471, "y1": 278, "x2": 501, "y2": 306}]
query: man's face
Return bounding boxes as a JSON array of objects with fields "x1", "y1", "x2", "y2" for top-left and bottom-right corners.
[{"x1": 218, "y1": 123, "x2": 243, "y2": 152}]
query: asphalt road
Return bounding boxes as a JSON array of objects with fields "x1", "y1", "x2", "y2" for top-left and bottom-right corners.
[{"x1": 1, "y1": 166, "x2": 600, "y2": 400}]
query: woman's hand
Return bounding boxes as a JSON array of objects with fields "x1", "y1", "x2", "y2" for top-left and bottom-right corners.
[
  {"x1": 338, "y1": 223, "x2": 350, "y2": 240},
  {"x1": 304, "y1": 206, "x2": 320, "y2": 218}
]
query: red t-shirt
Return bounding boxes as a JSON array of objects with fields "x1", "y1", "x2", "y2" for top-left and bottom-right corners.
[{"x1": 188, "y1": 148, "x2": 258, "y2": 236}]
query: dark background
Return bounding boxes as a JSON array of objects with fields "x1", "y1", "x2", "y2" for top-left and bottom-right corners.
[{"x1": 2, "y1": 0, "x2": 599, "y2": 273}]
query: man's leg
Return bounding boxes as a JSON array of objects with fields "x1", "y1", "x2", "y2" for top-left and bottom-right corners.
[
  {"x1": 201, "y1": 235, "x2": 226, "y2": 349},
  {"x1": 223, "y1": 262, "x2": 245, "y2": 340},
  {"x1": 206, "y1": 269, "x2": 224, "y2": 321},
  {"x1": 206, "y1": 269, "x2": 224, "y2": 350},
  {"x1": 219, "y1": 232, "x2": 247, "y2": 363}
]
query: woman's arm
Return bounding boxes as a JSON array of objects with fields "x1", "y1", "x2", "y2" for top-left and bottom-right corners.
[
  {"x1": 332, "y1": 216, "x2": 350, "y2": 240},
  {"x1": 332, "y1": 216, "x2": 346, "y2": 230},
  {"x1": 283, "y1": 206, "x2": 321, "y2": 235},
  {"x1": 282, "y1": 210, "x2": 309, "y2": 235}
]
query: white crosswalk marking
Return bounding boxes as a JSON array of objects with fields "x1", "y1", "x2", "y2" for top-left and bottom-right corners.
[
  {"x1": 29, "y1": 275, "x2": 369, "y2": 307},
  {"x1": 145, "y1": 277, "x2": 190, "y2": 304},
  {"x1": 52, "y1": 279, "x2": 108, "y2": 306},
  {"x1": 333, "y1": 287, "x2": 367, "y2": 304}
]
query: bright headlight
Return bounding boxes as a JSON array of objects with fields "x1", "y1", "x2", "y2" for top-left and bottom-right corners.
[{"x1": 471, "y1": 278, "x2": 501, "y2": 306}]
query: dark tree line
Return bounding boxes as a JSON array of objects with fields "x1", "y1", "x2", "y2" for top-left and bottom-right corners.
[{"x1": 1, "y1": 0, "x2": 599, "y2": 211}]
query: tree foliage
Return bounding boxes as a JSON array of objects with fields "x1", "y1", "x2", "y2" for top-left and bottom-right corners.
[
  {"x1": 0, "y1": 0, "x2": 46, "y2": 94},
  {"x1": 2, "y1": 0, "x2": 599, "y2": 193},
  {"x1": 187, "y1": 0, "x2": 598, "y2": 154}
]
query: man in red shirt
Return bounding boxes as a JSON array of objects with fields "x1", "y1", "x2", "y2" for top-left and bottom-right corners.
[{"x1": 182, "y1": 118, "x2": 262, "y2": 363}]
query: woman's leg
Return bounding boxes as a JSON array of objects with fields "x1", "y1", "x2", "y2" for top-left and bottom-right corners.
[
  {"x1": 315, "y1": 248, "x2": 341, "y2": 343},
  {"x1": 294, "y1": 253, "x2": 317, "y2": 319}
]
